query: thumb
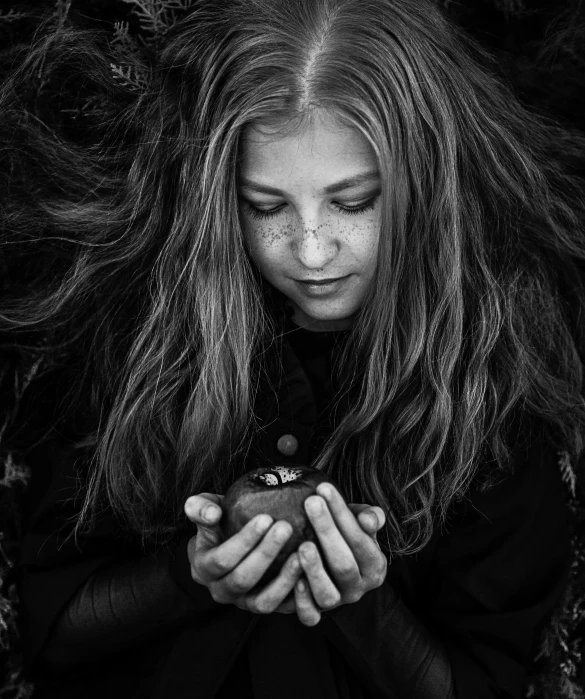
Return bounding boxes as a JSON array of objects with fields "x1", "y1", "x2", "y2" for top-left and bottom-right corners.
[
  {"x1": 184, "y1": 493, "x2": 224, "y2": 524},
  {"x1": 348, "y1": 504, "x2": 386, "y2": 534},
  {"x1": 185, "y1": 493, "x2": 225, "y2": 545}
]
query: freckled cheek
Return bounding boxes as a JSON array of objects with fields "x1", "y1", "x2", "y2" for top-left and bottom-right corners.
[
  {"x1": 243, "y1": 222, "x2": 292, "y2": 272},
  {"x1": 336, "y1": 219, "x2": 380, "y2": 261},
  {"x1": 243, "y1": 220, "x2": 292, "y2": 247}
]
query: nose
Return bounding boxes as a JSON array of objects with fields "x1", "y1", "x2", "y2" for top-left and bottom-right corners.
[{"x1": 292, "y1": 219, "x2": 338, "y2": 271}]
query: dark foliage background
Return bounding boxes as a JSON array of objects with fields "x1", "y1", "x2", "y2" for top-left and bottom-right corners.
[{"x1": 0, "y1": 0, "x2": 583, "y2": 132}]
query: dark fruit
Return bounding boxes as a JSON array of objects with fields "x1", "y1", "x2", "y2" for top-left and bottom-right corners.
[{"x1": 222, "y1": 464, "x2": 342, "y2": 587}]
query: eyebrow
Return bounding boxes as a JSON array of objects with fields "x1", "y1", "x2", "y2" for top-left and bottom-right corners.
[{"x1": 239, "y1": 170, "x2": 380, "y2": 196}]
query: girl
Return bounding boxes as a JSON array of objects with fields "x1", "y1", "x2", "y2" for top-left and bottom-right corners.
[{"x1": 2, "y1": 0, "x2": 585, "y2": 697}]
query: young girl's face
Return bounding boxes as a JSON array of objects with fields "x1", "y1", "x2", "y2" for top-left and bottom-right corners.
[{"x1": 238, "y1": 110, "x2": 381, "y2": 331}]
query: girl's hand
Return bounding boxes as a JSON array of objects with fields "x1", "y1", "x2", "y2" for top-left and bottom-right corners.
[
  {"x1": 183, "y1": 493, "x2": 302, "y2": 615},
  {"x1": 294, "y1": 484, "x2": 388, "y2": 627}
]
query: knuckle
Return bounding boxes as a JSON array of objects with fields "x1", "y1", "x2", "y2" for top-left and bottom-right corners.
[
  {"x1": 373, "y1": 564, "x2": 388, "y2": 586},
  {"x1": 225, "y1": 573, "x2": 252, "y2": 595},
  {"x1": 283, "y1": 554, "x2": 300, "y2": 575},
  {"x1": 212, "y1": 556, "x2": 232, "y2": 576},
  {"x1": 252, "y1": 598, "x2": 275, "y2": 615},
  {"x1": 257, "y1": 543, "x2": 282, "y2": 566},
  {"x1": 233, "y1": 599, "x2": 249, "y2": 613},
  {"x1": 189, "y1": 563, "x2": 206, "y2": 586},
  {"x1": 334, "y1": 564, "x2": 359, "y2": 580},
  {"x1": 277, "y1": 600, "x2": 296, "y2": 615},
  {"x1": 255, "y1": 545, "x2": 275, "y2": 564},
  {"x1": 344, "y1": 589, "x2": 363, "y2": 605},
  {"x1": 322, "y1": 591, "x2": 342, "y2": 609},
  {"x1": 373, "y1": 573, "x2": 386, "y2": 588},
  {"x1": 241, "y1": 520, "x2": 265, "y2": 542},
  {"x1": 244, "y1": 598, "x2": 260, "y2": 614},
  {"x1": 209, "y1": 585, "x2": 229, "y2": 604},
  {"x1": 268, "y1": 523, "x2": 292, "y2": 547}
]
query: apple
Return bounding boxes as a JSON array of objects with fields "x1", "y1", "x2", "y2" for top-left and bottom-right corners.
[{"x1": 221, "y1": 464, "x2": 343, "y2": 587}]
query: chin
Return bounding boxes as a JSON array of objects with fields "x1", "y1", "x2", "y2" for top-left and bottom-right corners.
[{"x1": 293, "y1": 309, "x2": 355, "y2": 331}]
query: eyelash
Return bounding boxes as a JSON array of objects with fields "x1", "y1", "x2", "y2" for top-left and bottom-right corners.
[{"x1": 242, "y1": 196, "x2": 379, "y2": 221}]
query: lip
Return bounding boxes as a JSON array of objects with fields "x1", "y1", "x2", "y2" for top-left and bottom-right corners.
[
  {"x1": 294, "y1": 274, "x2": 350, "y2": 297},
  {"x1": 297, "y1": 276, "x2": 345, "y2": 285}
]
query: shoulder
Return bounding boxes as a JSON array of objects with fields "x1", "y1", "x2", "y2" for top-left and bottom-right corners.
[
  {"x1": 444, "y1": 414, "x2": 570, "y2": 531},
  {"x1": 436, "y1": 420, "x2": 573, "y2": 594}
]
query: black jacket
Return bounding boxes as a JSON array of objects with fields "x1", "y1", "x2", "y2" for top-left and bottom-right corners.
[{"x1": 16, "y1": 325, "x2": 572, "y2": 698}]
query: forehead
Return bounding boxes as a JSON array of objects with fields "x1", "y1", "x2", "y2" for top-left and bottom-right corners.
[{"x1": 238, "y1": 111, "x2": 378, "y2": 183}]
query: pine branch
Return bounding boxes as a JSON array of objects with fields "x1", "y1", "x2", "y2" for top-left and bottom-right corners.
[
  {"x1": 560, "y1": 450, "x2": 578, "y2": 498},
  {"x1": 121, "y1": 0, "x2": 168, "y2": 39},
  {"x1": 492, "y1": 0, "x2": 526, "y2": 16},
  {"x1": 0, "y1": 10, "x2": 28, "y2": 24},
  {"x1": 112, "y1": 20, "x2": 136, "y2": 58},
  {"x1": 121, "y1": 0, "x2": 194, "y2": 44},
  {"x1": 110, "y1": 62, "x2": 149, "y2": 92}
]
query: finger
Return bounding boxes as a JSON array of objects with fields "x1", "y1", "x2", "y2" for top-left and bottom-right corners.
[
  {"x1": 196, "y1": 514, "x2": 274, "y2": 581},
  {"x1": 243, "y1": 553, "x2": 302, "y2": 614},
  {"x1": 219, "y1": 520, "x2": 293, "y2": 595},
  {"x1": 315, "y1": 484, "x2": 381, "y2": 570},
  {"x1": 274, "y1": 594, "x2": 297, "y2": 614},
  {"x1": 298, "y1": 542, "x2": 342, "y2": 610},
  {"x1": 233, "y1": 593, "x2": 297, "y2": 615},
  {"x1": 185, "y1": 493, "x2": 225, "y2": 526},
  {"x1": 347, "y1": 505, "x2": 385, "y2": 535},
  {"x1": 304, "y1": 495, "x2": 360, "y2": 586},
  {"x1": 348, "y1": 504, "x2": 386, "y2": 529},
  {"x1": 185, "y1": 495, "x2": 225, "y2": 549},
  {"x1": 193, "y1": 522, "x2": 223, "y2": 551},
  {"x1": 295, "y1": 578, "x2": 321, "y2": 627}
]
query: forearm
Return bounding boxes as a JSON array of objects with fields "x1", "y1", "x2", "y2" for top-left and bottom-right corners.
[
  {"x1": 35, "y1": 534, "x2": 216, "y2": 675},
  {"x1": 323, "y1": 583, "x2": 455, "y2": 699}
]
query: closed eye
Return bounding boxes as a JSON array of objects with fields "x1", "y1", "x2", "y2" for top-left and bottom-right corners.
[{"x1": 240, "y1": 194, "x2": 379, "y2": 221}]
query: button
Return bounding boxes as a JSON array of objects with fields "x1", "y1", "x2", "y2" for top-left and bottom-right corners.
[{"x1": 276, "y1": 434, "x2": 299, "y2": 457}]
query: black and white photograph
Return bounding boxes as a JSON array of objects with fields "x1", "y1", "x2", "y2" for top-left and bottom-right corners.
[{"x1": 1, "y1": 1, "x2": 585, "y2": 697}]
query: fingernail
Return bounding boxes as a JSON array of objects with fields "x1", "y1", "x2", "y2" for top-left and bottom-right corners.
[
  {"x1": 274, "y1": 522, "x2": 292, "y2": 543},
  {"x1": 203, "y1": 505, "x2": 220, "y2": 522},
  {"x1": 305, "y1": 497, "x2": 323, "y2": 515},
  {"x1": 254, "y1": 514, "x2": 273, "y2": 533},
  {"x1": 317, "y1": 484, "x2": 332, "y2": 499},
  {"x1": 363, "y1": 513, "x2": 378, "y2": 528}
]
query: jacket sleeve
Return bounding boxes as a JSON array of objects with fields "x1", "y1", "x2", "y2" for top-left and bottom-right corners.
[
  {"x1": 321, "y1": 430, "x2": 572, "y2": 699},
  {"x1": 16, "y1": 439, "x2": 220, "y2": 678}
]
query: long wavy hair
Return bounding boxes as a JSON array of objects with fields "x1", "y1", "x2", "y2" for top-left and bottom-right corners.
[{"x1": 2, "y1": 0, "x2": 585, "y2": 557}]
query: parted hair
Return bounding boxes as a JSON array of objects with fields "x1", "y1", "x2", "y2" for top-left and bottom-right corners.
[{"x1": 2, "y1": 0, "x2": 585, "y2": 557}]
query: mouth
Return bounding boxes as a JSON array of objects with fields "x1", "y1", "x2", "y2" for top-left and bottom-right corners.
[
  {"x1": 295, "y1": 275, "x2": 347, "y2": 285},
  {"x1": 294, "y1": 274, "x2": 351, "y2": 297}
]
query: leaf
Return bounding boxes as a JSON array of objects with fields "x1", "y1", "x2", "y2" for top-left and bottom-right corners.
[
  {"x1": 0, "y1": 9, "x2": 28, "y2": 23},
  {"x1": 110, "y1": 62, "x2": 149, "y2": 92},
  {"x1": 559, "y1": 450, "x2": 578, "y2": 499},
  {"x1": 121, "y1": 0, "x2": 194, "y2": 44}
]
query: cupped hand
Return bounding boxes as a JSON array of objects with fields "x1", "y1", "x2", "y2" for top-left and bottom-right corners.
[
  {"x1": 184, "y1": 493, "x2": 302, "y2": 616},
  {"x1": 294, "y1": 484, "x2": 388, "y2": 627}
]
